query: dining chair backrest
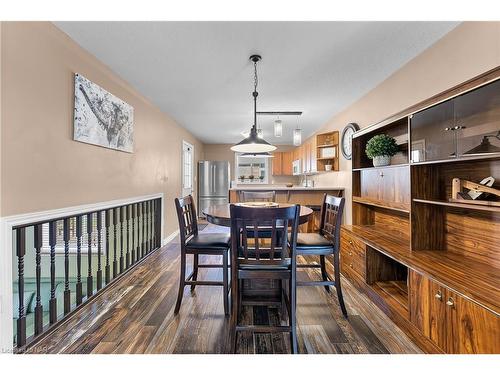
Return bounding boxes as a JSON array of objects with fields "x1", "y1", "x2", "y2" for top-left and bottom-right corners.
[
  {"x1": 318, "y1": 194, "x2": 345, "y2": 250},
  {"x1": 230, "y1": 204, "x2": 300, "y2": 266},
  {"x1": 240, "y1": 190, "x2": 276, "y2": 202},
  {"x1": 174, "y1": 195, "x2": 199, "y2": 246}
]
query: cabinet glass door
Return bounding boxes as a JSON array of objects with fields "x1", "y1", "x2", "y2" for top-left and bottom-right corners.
[
  {"x1": 455, "y1": 79, "x2": 500, "y2": 157},
  {"x1": 410, "y1": 100, "x2": 456, "y2": 163}
]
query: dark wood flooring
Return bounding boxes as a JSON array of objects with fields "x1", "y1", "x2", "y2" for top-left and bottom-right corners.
[{"x1": 28, "y1": 225, "x2": 421, "y2": 354}]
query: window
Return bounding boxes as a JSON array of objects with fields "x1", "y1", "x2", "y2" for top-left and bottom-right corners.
[{"x1": 235, "y1": 153, "x2": 270, "y2": 184}]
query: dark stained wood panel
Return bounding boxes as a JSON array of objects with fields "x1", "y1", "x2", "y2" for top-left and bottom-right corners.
[{"x1": 342, "y1": 225, "x2": 500, "y2": 315}]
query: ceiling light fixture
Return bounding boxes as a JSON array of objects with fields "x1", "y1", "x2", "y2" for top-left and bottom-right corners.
[
  {"x1": 274, "y1": 118, "x2": 283, "y2": 137},
  {"x1": 231, "y1": 55, "x2": 276, "y2": 153},
  {"x1": 293, "y1": 116, "x2": 302, "y2": 146}
]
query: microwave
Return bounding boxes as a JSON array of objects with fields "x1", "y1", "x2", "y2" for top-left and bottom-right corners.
[{"x1": 292, "y1": 159, "x2": 301, "y2": 175}]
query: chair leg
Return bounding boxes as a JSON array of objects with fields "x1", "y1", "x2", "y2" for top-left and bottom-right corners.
[
  {"x1": 320, "y1": 255, "x2": 331, "y2": 293},
  {"x1": 174, "y1": 249, "x2": 187, "y2": 314},
  {"x1": 289, "y1": 269, "x2": 298, "y2": 354},
  {"x1": 333, "y1": 251, "x2": 348, "y2": 317},
  {"x1": 280, "y1": 279, "x2": 287, "y2": 320},
  {"x1": 190, "y1": 253, "x2": 199, "y2": 292},
  {"x1": 228, "y1": 274, "x2": 239, "y2": 353},
  {"x1": 223, "y1": 251, "x2": 229, "y2": 316}
]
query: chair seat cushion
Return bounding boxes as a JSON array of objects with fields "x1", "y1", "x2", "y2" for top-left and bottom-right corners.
[
  {"x1": 186, "y1": 233, "x2": 230, "y2": 250},
  {"x1": 291, "y1": 233, "x2": 334, "y2": 252}
]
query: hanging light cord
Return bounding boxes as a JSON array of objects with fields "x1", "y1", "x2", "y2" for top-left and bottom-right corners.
[{"x1": 252, "y1": 59, "x2": 259, "y2": 132}]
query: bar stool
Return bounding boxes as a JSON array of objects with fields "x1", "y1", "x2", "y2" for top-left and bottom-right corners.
[
  {"x1": 240, "y1": 190, "x2": 276, "y2": 202},
  {"x1": 294, "y1": 194, "x2": 348, "y2": 317},
  {"x1": 174, "y1": 195, "x2": 230, "y2": 315},
  {"x1": 228, "y1": 204, "x2": 301, "y2": 354}
]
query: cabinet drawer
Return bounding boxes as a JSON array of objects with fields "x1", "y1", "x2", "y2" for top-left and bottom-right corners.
[{"x1": 340, "y1": 230, "x2": 366, "y2": 279}]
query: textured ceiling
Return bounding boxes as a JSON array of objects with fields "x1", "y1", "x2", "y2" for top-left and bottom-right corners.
[{"x1": 55, "y1": 21, "x2": 459, "y2": 144}]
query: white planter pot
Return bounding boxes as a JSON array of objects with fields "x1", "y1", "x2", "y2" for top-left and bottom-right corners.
[{"x1": 373, "y1": 155, "x2": 391, "y2": 167}]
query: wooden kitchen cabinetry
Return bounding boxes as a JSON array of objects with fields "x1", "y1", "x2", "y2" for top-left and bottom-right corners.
[
  {"x1": 272, "y1": 151, "x2": 293, "y2": 176},
  {"x1": 409, "y1": 270, "x2": 500, "y2": 354}
]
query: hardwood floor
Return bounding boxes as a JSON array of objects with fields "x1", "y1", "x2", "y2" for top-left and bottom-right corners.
[{"x1": 27, "y1": 224, "x2": 421, "y2": 354}]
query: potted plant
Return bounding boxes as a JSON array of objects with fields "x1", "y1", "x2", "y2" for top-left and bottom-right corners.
[
  {"x1": 239, "y1": 175, "x2": 246, "y2": 181},
  {"x1": 259, "y1": 175, "x2": 264, "y2": 181},
  {"x1": 365, "y1": 134, "x2": 398, "y2": 167},
  {"x1": 248, "y1": 175, "x2": 255, "y2": 181}
]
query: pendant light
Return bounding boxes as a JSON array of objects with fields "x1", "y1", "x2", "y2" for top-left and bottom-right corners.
[
  {"x1": 231, "y1": 55, "x2": 277, "y2": 153},
  {"x1": 293, "y1": 128, "x2": 302, "y2": 146},
  {"x1": 274, "y1": 117, "x2": 283, "y2": 137}
]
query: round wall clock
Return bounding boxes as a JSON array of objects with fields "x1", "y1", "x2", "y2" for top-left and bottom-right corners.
[{"x1": 341, "y1": 123, "x2": 359, "y2": 160}]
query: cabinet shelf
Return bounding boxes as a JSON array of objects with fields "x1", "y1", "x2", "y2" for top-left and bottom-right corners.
[
  {"x1": 371, "y1": 280, "x2": 409, "y2": 316},
  {"x1": 317, "y1": 144, "x2": 336, "y2": 148},
  {"x1": 353, "y1": 196, "x2": 410, "y2": 213},
  {"x1": 413, "y1": 198, "x2": 500, "y2": 213},
  {"x1": 352, "y1": 163, "x2": 409, "y2": 171}
]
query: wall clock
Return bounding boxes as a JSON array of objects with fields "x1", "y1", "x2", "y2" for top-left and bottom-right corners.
[{"x1": 341, "y1": 123, "x2": 359, "y2": 160}]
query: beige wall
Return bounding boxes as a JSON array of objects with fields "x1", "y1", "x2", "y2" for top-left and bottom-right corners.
[
  {"x1": 309, "y1": 21, "x2": 500, "y2": 223},
  {"x1": 203, "y1": 143, "x2": 299, "y2": 185},
  {"x1": 0, "y1": 22, "x2": 204, "y2": 237}
]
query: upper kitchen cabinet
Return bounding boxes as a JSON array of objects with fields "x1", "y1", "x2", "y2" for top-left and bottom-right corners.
[
  {"x1": 272, "y1": 151, "x2": 293, "y2": 176},
  {"x1": 410, "y1": 78, "x2": 500, "y2": 164}
]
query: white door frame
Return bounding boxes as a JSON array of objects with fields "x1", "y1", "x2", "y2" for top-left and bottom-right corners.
[{"x1": 182, "y1": 141, "x2": 195, "y2": 197}]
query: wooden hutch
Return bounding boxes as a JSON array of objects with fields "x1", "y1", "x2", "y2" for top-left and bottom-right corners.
[{"x1": 341, "y1": 67, "x2": 500, "y2": 353}]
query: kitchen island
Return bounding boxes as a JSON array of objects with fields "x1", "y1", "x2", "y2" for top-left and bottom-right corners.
[{"x1": 229, "y1": 186, "x2": 344, "y2": 232}]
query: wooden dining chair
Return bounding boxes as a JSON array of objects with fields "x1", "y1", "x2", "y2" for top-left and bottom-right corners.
[
  {"x1": 228, "y1": 204, "x2": 301, "y2": 354},
  {"x1": 174, "y1": 195, "x2": 230, "y2": 315},
  {"x1": 240, "y1": 190, "x2": 276, "y2": 202},
  {"x1": 294, "y1": 194, "x2": 348, "y2": 317}
]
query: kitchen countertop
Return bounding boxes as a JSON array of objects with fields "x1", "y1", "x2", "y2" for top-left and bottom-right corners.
[{"x1": 229, "y1": 186, "x2": 345, "y2": 191}]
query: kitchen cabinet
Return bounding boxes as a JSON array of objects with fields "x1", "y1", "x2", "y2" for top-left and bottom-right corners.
[
  {"x1": 272, "y1": 152, "x2": 283, "y2": 175},
  {"x1": 409, "y1": 270, "x2": 500, "y2": 353},
  {"x1": 282, "y1": 151, "x2": 293, "y2": 175},
  {"x1": 272, "y1": 151, "x2": 293, "y2": 176}
]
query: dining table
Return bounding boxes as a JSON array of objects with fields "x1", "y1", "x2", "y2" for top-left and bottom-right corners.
[
  {"x1": 202, "y1": 203, "x2": 314, "y2": 301},
  {"x1": 202, "y1": 203, "x2": 314, "y2": 227}
]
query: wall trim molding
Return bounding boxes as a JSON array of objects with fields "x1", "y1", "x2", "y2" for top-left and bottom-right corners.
[
  {"x1": 163, "y1": 230, "x2": 179, "y2": 246},
  {"x1": 0, "y1": 193, "x2": 164, "y2": 353}
]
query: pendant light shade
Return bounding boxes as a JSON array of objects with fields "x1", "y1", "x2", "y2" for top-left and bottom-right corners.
[
  {"x1": 293, "y1": 128, "x2": 302, "y2": 146},
  {"x1": 231, "y1": 54, "x2": 277, "y2": 153},
  {"x1": 274, "y1": 119, "x2": 283, "y2": 137},
  {"x1": 231, "y1": 127, "x2": 276, "y2": 152}
]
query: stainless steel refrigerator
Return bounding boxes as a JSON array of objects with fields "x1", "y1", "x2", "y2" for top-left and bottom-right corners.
[{"x1": 198, "y1": 161, "x2": 231, "y2": 217}]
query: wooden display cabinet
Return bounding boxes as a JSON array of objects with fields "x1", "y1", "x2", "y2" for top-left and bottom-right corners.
[{"x1": 341, "y1": 67, "x2": 500, "y2": 354}]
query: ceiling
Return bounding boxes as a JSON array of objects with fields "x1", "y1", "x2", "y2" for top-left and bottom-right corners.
[{"x1": 55, "y1": 21, "x2": 459, "y2": 145}]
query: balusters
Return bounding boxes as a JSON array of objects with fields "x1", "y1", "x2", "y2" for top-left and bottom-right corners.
[
  {"x1": 120, "y1": 206, "x2": 125, "y2": 273},
  {"x1": 87, "y1": 213, "x2": 93, "y2": 298},
  {"x1": 49, "y1": 221, "x2": 57, "y2": 324},
  {"x1": 146, "y1": 201, "x2": 153, "y2": 252},
  {"x1": 76, "y1": 216, "x2": 83, "y2": 305},
  {"x1": 63, "y1": 218, "x2": 71, "y2": 314},
  {"x1": 113, "y1": 208, "x2": 118, "y2": 278},
  {"x1": 16, "y1": 227, "x2": 26, "y2": 347},
  {"x1": 132, "y1": 204, "x2": 137, "y2": 264},
  {"x1": 140, "y1": 202, "x2": 145, "y2": 258},
  {"x1": 156, "y1": 198, "x2": 162, "y2": 248},
  {"x1": 97, "y1": 211, "x2": 103, "y2": 290},
  {"x1": 145, "y1": 201, "x2": 149, "y2": 254},
  {"x1": 34, "y1": 224, "x2": 44, "y2": 333},
  {"x1": 105, "y1": 210, "x2": 111, "y2": 284},
  {"x1": 126, "y1": 205, "x2": 131, "y2": 269}
]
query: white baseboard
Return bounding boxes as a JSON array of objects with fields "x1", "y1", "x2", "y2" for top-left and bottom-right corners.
[{"x1": 162, "y1": 230, "x2": 179, "y2": 246}]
